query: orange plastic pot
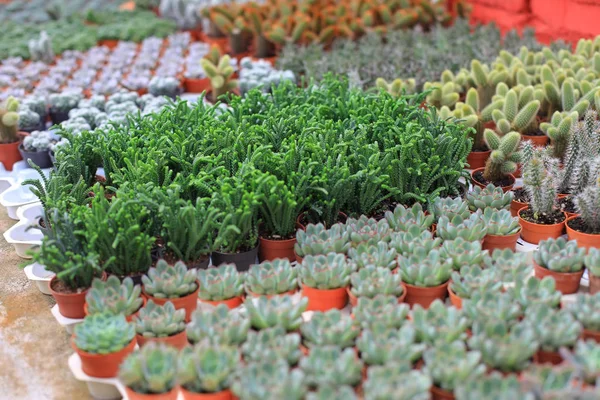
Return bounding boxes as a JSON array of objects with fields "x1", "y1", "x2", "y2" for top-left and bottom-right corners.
[
  {"x1": 143, "y1": 281, "x2": 199, "y2": 322},
  {"x1": 583, "y1": 328, "x2": 600, "y2": 342},
  {"x1": 518, "y1": 208, "x2": 565, "y2": 244},
  {"x1": 447, "y1": 284, "x2": 462, "y2": 309},
  {"x1": 521, "y1": 133, "x2": 549, "y2": 147},
  {"x1": 404, "y1": 281, "x2": 449, "y2": 308},
  {"x1": 125, "y1": 386, "x2": 179, "y2": 400},
  {"x1": 533, "y1": 262, "x2": 584, "y2": 294},
  {"x1": 199, "y1": 296, "x2": 243, "y2": 310},
  {"x1": 136, "y1": 329, "x2": 188, "y2": 350},
  {"x1": 99, "y1": 39, "x2": 119, "y2": 49},
  {"x1": 534, "y1": 349, "x2": 563, "y2": 365},
  {"x1": 184, "y1": 77, "x2": 210, "y2": 93},
  {"x1": 466, "y1": 150, "x2": 491, "y2": 170},
  {"x1": 347, "y1": 283, "x2": 406, "y2": 307},
  {"x1": 50, "y1": 276, "x2": 89, "y2": 319},
  {"x1": 258, "y1": 236, "x2": 296, "y2": 262},
  {"x1": 566, "y1": 216, "x2": 600, "y2": 249},
  {"x1": 430, "y1": 385, "x2": 455, "y2": 400},
  {"x1": 590, "y1": 274, "x2": 600, "y2": 295},
  {"x1": 246, "y1": 289, "x2": 297, "y2": 299},
  {"x1": 295, "y1": 251, "x2": 303, "y2": 265},
  {"x1": 181, "y1": 388, "x2": 233, "y2": 400},
  {"x1": 302, "y1": 284, "x2": 348, "y2": 311},
  {"x1": 482, "y1": 230, "x2": 521, "y2": 251},
  {"x1": 471, "y1": 168, "x2": 515, "y2": 193},
  {"x1": 0, "y1": 140, "x2": 22, "y2": 171},
  {"x1": 74, "y1": 338, "x2": 136, "y2": 378},
  {"x1": 510, "y1": 187, "x2": 528, "y2": 217}
]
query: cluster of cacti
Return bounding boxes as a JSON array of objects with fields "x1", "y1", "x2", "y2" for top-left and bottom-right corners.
[
  {"x1": 48, "y1": 93, "x2": 80, "y2": 113},
  {"x1": 574, "y1": 177, "x2": 600, "y2": 232},
  {"x1": 533, "y1": 238, "x2": 586, "y2": 273},
  {"x1": 299, "y1": 253, "x2": 354, "y2": 290},
  {"x1": 376, "y1": 77, "x2": 416, "y2": 97},
  {"x1": 197, "y1": 263, "x2": 243, "y2": 301},
  {"x1": 491, "y1": 86, "x2": 541, "y2": 135},
  {"x1": 74, "y1": 313, "x2": 135, "y2": 354},
  {"x1": 134, "y1": 300, "x2": 186, "y2": 338},
  {"x1": 119, "y1": 343, "x2": 178, "y2": 395},
  {"x1": 28, "y1": 31, "x2": 55, "y2": 64},
  {"x1": 349, "y1": 266, "x2": 404, "y2": 298},
  {"x1": 85, "y1": 276, "x2": 143, "y2": 317},
  {"x1": 18, "y1": 108, "x2": 42, "y2": 133},
  {"x1": 523, "y1": 148, "x2": 557, "y2": 217},
  {"x1": 142, "y1": 260, "x2": 198, "y2": 299},
  {"x1": 466, "y1": 183, "x2": 513, "y2": 211},
  {"x1": 424, "y1": 80, "x2": 460, "y2": 109},
  {"x1": 0, "y1": 97, "x2": 20, "y2": 144},
  {"x1": 159, "y1": 0, "x2": 202, "y2": 30},
  {"x1": 295, "y1": 224, "x2": 350, "y2": 257},
  {"x1": 244, "y1": 295, "x2": 308, "y2": 331},
  {"x1": 187, "y1": 304, "x2": 249, "y2": 345}
]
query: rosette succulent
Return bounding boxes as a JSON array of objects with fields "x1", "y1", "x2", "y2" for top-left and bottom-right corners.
[
  {"x1": 412, "y1": 300, "x2": 469, "y2": 345},
  {"x1": 463, "y1": 291, "x2": 523, "y2": 328},
  {"x1": 295, "y1": 223, "x2": 350, "y2": 257},
  {"x1": 423, "y1": 341, "x2": 486, "y2": 392},
  {"x1": 533, "y1": 238, "x2": 586, "y2": 273},
  {"x1": 349, "y1": 266, "x2": 404, "y2": 298},
  {"x1": 178, "y1": 341, "x2": 239, "y2": 394},
  {"x1": 347, "y1": 242, "x2": 397, "y2": 270},
  {"x1": 119, "y1": 343, "x2": 178, "y2": 395},
  {"x1": 299, "y1": 346, "x2": 363, "y2": 388},
  {"x1": 431, "y1": 197, "x2": 471, "y2": 220},
  {"x1": 357, "y1": 324, "x2": 426, "y2": 366},
  {"x1": 74, "y1": 313, "x2": 135, "y2": 354},
  {"x1": 86, "y1": 275, "x2": 143, "y2": 317},
  {"x1": 436, "y1": 212, "x2": 488, "y2": 241},
  {"x1": 353, "y1": 295, "x2": 410, "y2": 330},
  {"x1": 384, "y1": 203, "x2": 434, "y2": 232},
  {"x1": 232, "y1": 358, "x2": 306, "y2": 400},
  {"x1": 398, "y1": 248, "x2": 452, "y2": 287},
  {"x1": 509, "y1": 276, "x2": 562, "y2": 310},
  {"x1": 466, "y1": 183, "x2": 514, "y2": 211},
  {"x1": 134, "y1": 300, "x2": 186, "y2": 339},
  {"x1": 566, "y1": 293, "x2": 600, "y2": 332},
  {"x1": 345, "y1": 216, "x2": 391, "y2": 246},
  {"x1": 197, "y1": 263, "x2": 244, "y2": 301},
  {"x1": 245, "y1": 259, "x2": 297, "y2": 296},
  {"x1": 187, "y1": 304, "x2": 249, "y2": 345},
  {"x1": 242, "y1": 327, "x2": 302, "y2": 366},
  {"x1": 364, "y1": 363, "x2": 431, "y2": 400},
  {"x1": 299, "y1": 253, "x2": 355, "y2": 290},
  {"x1": 439, "y1": 238, "x2": 487, "y2": 270},
  {"x1": 481, "y1": 208, "x2": 521, "y2": 235},
  {"x1": 244, "y1": 295, "x2": 308, "y2": 331},
  {"x1": 450, "y1": 265, "x2": 502, "y2": 300},
  {"x1": 300, "y1": 309, "x2": 359, "y2": 349},
  {"x1": 389, "y1": 225, "x2": 442, "y2": 257},
  {"x1": 524, "y1": 304, "x2": 581, "y2": 352},
  {"x1": 142, "y1": 260, "x2": 198, "y2": 299}
]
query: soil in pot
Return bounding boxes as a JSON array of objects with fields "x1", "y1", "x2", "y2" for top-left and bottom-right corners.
[
  {"x1": 18, "y1": 144, "x2": 53, "y2": 169},
  {"x1": 533, "y1": 262, "x2": 584, "y2": 294},
  {"x1": 518, "y1": 208, "x2": 566, "y2": 244},
  {"x1": 125, "y1": 386, "x2": 179, "y2": 400},
  {"x1": 534, "y1": 349, "x2": 563, "y2": 365},
  {"x1": 566, "y1": 216, "x2": 600, "y2": 249},
  {"x1": 258, "y1": 233, "x2": 296, "y2": 262},
  {"x1": 180, "y1": 387, "x2": 233, "y2": 400},
  {"x1": 558, "y1": 196, "x2": 578, "y2": 218},
  {"x1": 0, "y1": 140, "x2": 22, "y2": 171},
  {"x1": 136, "y1": 329, "x2": 188, "y2": 349},
  {"x1": 471, "y1": 168, "x2": 515, "y2": 192},
  {"x1": 510, "y1": 187, "x2": 530, "y2": 217},
  {"x1": 143, "y1": 281, "x2": 200, "y2": 322},
  {"x1": 404, "y1": 281, "x2": 449, "y2": 308},
  {"x1": 482, "y1": 230, "x2": 521, "y2": 251},
  {"x1": 211, "y1": 246, "x2": 258, "y2": 272},
  {"x1": 430, "y1": 385, "x2": 455, "y2": 400},
  {"x1": 466, "y1": 148, "x2": 491, "y2": 170},
  {"x1": 74, "y1": 338, "x2": 136, "y2": 378},
  {"x1": 302, "y1": 284, "x2": 348, "y2": 311},
  {"x1": 50, "y1": 274, "x2": 105, "y2": 319}
]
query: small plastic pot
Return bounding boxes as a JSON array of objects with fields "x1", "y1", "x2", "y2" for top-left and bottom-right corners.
[
  {"x1": 582, "y1": 328, "x2": 600, "y2": 343},
  {"x1": 136, "y1": 329, "x2": 188, "y2": 350},
  {"x1": 534, "y1": 349, "x2": 563, "y2": 365},
  {"x1": 590, "y1": 274, "x2": 600, "y2": 295},
  {"x1": 566, "y1": 216, "x2": 600, "y2": 249},
  {"x1": 430, "y1": 385, "x2": 455, "y2": 400},
  {"x1": 143, "y1": 281, "x2": 200, "y2": 322},
  {"x1": 19, "y1": 144, "x2": 53, "y2": 169},
  {"x1": 49, "y1": 108, "x2": 71, "y2": 125},
  {"x1": 211, "y1": 246, "x2": 258, "y2": 272},
  {"x1": 74, "y1": 338, "x2": 136, "y2": 378},
  {"x1": 471, "y1": 168, "x2": 515, "y2": 193},
  {"x1": 180, "y1": 387, "x2": 233, "y2": 400},
  {"x1": 466, "y1": 149, "x2": 491, "y2": 170},
  {"x1": 125, "y1": 385, "x2": 179, "y2": 400},
  {"x1": 518, "y1": 208, "x2": 565, "y2": 244},
  {"x1": 482, "y1": 230, "x2": 521, "y2": 251},
  {"x1": 521, "y1": 133, "x2": 549, "y2": 147},
  {"x1": 533, "y1": 262, "x2": 584, "y2": 295},
  {"x1": 0, "y1": 140, "x2": 22, "y2": 171},
  {"x1": 403, "y1": 281, "x2": 449, "y2": 308},
  {"x1": 302, "y1": 284, "x2": 348, "y2": 311},
  {"x1": 447, "y1": 284, "x2": 462, "y2": 309},
  {"x1": 199, "y1": 296, "x2": 244, "y2": 310},
  {"x1": 258, "y1": 236, "x2": 296, "y2": 262},
  {"x1": 184, "y1": 77, "x2": 210, "y2": 93}
]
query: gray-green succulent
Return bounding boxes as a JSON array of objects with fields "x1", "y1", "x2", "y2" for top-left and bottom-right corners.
[
  {"x1": 389, "y1": 225, "x2": 441, "y2": 257},
  {"x1": 567, "y1": 293, "x2": 600, "y2": 332},
  {"x1": 85, "y1": 275, "x2": 143, "y2": 317},
  {"x1": 398, "y1": 248, "x2": 452, "y2": 287},
  {"x1": 294, "y1": 223, "x2": 350, "y2": 257},
  {"x1": 431, "y1": 197, "x2": 471, "y2": 220},
  {"x1": 347, "y1": 242, "x2": 397, "y2": 270},
  {"x1": 436, "y1": 212, "x2": 488, "y2": 241},
  {"x1": 134, "y1": 300, "x2": 186, "y2": 338},
  {"x1": 524, "y1": 304, "x2": 582, "y2": 352},
  {"x1": 245, "y1": 259, "x2": 298, "y2": 296},
  {"x1": 231, "y1": 358, "x2": 307, "y2": 400},
  {"x1": 349, "y1": 265, "x2": 404, "y2": 298},
  {"x1": 300, "y1": 309, "x2": 359, "y2": 349},
  {"x1": 142, "y1": 260, "x2": 198, "y2": 299},
  {"x1": 74, "y1": 313, "x2": 135, "y2": 354},
  {"x1": 197, "y1": 263, "x2": 244, "y2": 301},
  {"x1": 412, "y1": 300, "x2": 469, "y2": 345},
  {"x1": 299, "y1": 346, "x2": 363, "y2": 388},
  {"x1": 244, "y1": 295, "x2": 308, "y2": 331},
  {"x1": 242, "y1": 327, "x2": 302, "y2": 366},
  {"x1": 384, "y1": 203, "x2": 434, "y2": 232},
  {"x1": 533, "y1": 237, "x2": 586, "y2": 273},
  {"x1": 178, "y1": 341, "x2": 239, "y2": 394},
  {"x1": 357, "y1": 324, "x2": 426, "y2": 366},
  {"x1": 450, "y1": 265, "x2": 502, "y2": 300},
  {"x1": 352, "y1": 295, "x2": 410, "y2": 330},
  {"x1": 439, "y1": 238, "x2": 487, "y2": 270},
  {"x1": 364, "y1": 363, "x2": 432, "y2": 400},
  {"x1": 299, "y1": 253, "x2": 355, "y2": 290},
  {"x1": 424, "y1": 341, "x2": 486, "y2": 392},
  {"x1": 466, "y1": 183, "x2": 513, "y2": 211},
  {"x1": 481, "y1": 208, "x2": 521, "y2": 235},
  {"x1": 119, "y1": 343, "x2": 178, "y2": 395},
  {"x1": 187, "y1": 304, "x2": 249, "y2": 345}
]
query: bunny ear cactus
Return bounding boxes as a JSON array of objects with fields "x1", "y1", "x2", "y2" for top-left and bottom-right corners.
[
  {"x1": 424, "y1": 81, "x2": 460, "y2": 109},
  {"x1": 540, "y1": 110, "x2": 577, "y2": 160},
  {"x1": 541, "y1": 66, "x2": 592, "y2": 116},
  {"x1": 482, "y1": 130, "x2": 521, "y2": 183},
  {"x1": 200, "y1": 53, "x2": 238, "y2": 102},
  {"x1": 0, "y1": 96, "x2": 20, "y2": 144},
  {"x1": 470, "y1": 60, "x2": 509, "y2": 106},
  {"x1": 376, "y1": 77, "x2": 416, "y2": 97},
  {"x1": 491, "y1": 88, "x2": 540, "y2": 135}
]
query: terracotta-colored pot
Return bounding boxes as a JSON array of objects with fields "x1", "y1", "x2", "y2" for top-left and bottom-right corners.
[
  {"x1": 404, "y1": 281, "x2": 449, "y2": 308},
  {"x1": 125, "y1": 386, "x2": 179, "y2": 400},
  {"x1": 199, "y1": 296, "x2": 243, "y2": 309},
  {"x1": 50, "y1": 276, "x2": 91, "y2": 319},
  {"x1": 470, "y1": 168, "x2": 515, "y2": 193},
  {"x1": 258, "y1": 236, "x2": 297, "y2": 262},
  {"x1": 302, "y1": 284, "x2": 348, "y2": 311},
  {"x1": 84, "y1": 297, "x2": 146, "y2": 322},
  {"x1": 295, "y1": 251, "x2": 303, "y2": 265},
  {"x1": 583, "y1": 328, "x2": 600, "y2": 343},
  {"x1": 246, "y1": 288, "x2": 297, "y2": 299},
  {"x1": 0, "y1": 140, "x2": 22, "y2": 171},
  {"x1": 566, "y1": 216, "x2": 600, "y2": 249},
  {"x1": 346, "y1": 283, "x2": 406, "y2": 307},
  {"x1": 295, "y1": 211, "x2": 348, "y2": 231},
  {"x1": 430, "y1": 385, "x2": 455, "y2": 400},
  {"x1": 533, "y1": 262, "x2": 584, "y2": 294},
  {"x1": 590, "y1": 274, "x2": 600, "y2": 295},
  {"x1": 482, "y1": 230, "x2": 521, "y2": 251},
  {"x1": 466, "y1": 150, "x2": 491, "y2": 170},
  {"x1": 136, "y1": 329, "x2": 188, "y2": 349},
  {"x1": 74, "y1": 338, "x2": 136, "y2": 378},
  {"x1": 534, "y1": 349, "x2": 563, "y2": 365},
  {"x1": 521, "y1": 134, "x2": 549, "y2": 147},
  {"x1": 143, "y1": 281, "x2": 199, "y2": 322},
  {"x1": 99, "y1": 39, "x2": 119, "y2": 49},
  {"x1": 200, "y1": 33, "x2": 229, "y2": 52},
  {"x1": 447, "y1": 284, "x2": 462, "y2": 309},
  {"x1": 184, "y1": 77, "x2": 211, "y2": 93},
  {"x1": 510, "y1": 187, "x2": 528, "y2": 217},
  {"x1": 180, "y1": 387, "x2": 233, "y2": 400},
  {"x1": 518, "y1": 208, "x2": 565, "y2": 245}
]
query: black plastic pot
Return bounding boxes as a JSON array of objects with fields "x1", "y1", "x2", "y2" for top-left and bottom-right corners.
[
  {"x1": 21, "y1": 120, "x2": 46, "y2": 133},
  {"x1": 188, "y1": 256, "x2": 210, "y2": 270},
  {"x1": 19, "y1": 144, "x2": 53, "y2": 169},
  {"x1": 49, "y1": 108, "x2": 70, "y2": 125},
  {"x1": 211, "y1": 246, "x2": 258, "y2": 272}
]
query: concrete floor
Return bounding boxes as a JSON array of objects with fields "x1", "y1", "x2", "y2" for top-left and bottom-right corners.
[{"x1": 0, "y1": 206, "x2": 90, "y2": 399}]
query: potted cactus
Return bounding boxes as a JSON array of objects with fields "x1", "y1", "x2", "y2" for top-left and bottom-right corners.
[
  {"x1": 142, "y1": 260, "x2": 199, "y2": 321},
  {"x1": 533, "y1": 238, "x2": 586, "y2": 294},
  {"x1": 300, "y1": 309, "x2": 359, "y2": 350},
  {"x1": 397, "y1": 248, "x2": 452, "y2": 307},
  {"x1": 413, "y1": 300, "x2": 469, "y2": 345},
  {"x1": 178, "y1": 341, "x2": 239, "y2": 400},
  {"x1": 566, "y1": 293, "x2": 600, "y2": 342},
  {"x1": 439, "y1": 238, "x2": 487, "y2": 271},
  {"x1": 197, "y1": 264, "x2": 244, "y2": 308},
  {"x1": 73, "y1": 313, "x2": 136, "y2": 378},
  {"x1": 449, "y1": 265, "x2": 502, "y2": 309},
  {"x1": 133, "y1": 300, "x2": 187, "y2": 349},
  {"x1": 84, "y1": 275, "x2": 144, "y2": 321},
  {"x1": 364, "y1": 362, "x2": 432, "y2": 400},
  {"x1": 424, "y1": 341, "x2": 486, "y2": 400},
  {"x1": 231, "y1": 358, "x2": 306, "y2": 400},
  {"x1": 298, "y1": 253, "x2": 354, "y2": 311},
  {"x1": 436, "y1": 212, "x2": 488, "y2": 242},
  {"x1": 567, "y1": 180, "x2": 600, "y2": 248},
  {"x1": 187, "y1": 304, "x2": 249, "y2": 346},
  {"x1": 19, "y1": 130, "x2": 54, "y2": 169},
  {"x1": 353, "y1": 295, "x2": 410, "y2": 330},
  {"x1": 245, "y1": 259, "x2": 298, "y2": 298},
  {"x1": 244, "y1": 295, "x2": 308, "y2": 331},
  {"x1": 586, "y1": 248, "x2": 600, "y2": 294},
  {"x1": 300, "y1": 346, "x2": 363, "y2": 389},
  {"x1": 119, "y1": 343, "x2": 179, "y2": 400},
  {"x1": 357, "y1": 324, "x2": 426, "y2": 367},
  {"x1": 348, "y1": 265, "x2": 406, "y2": 305},
  {"x1": 471, "y1": 130, "x2": 521, "y2": 191},
  {"x1": 242, "y1": 327, "x2": 302, "y2": 366},
  {"x1": 294, "y1": 223, "x2": 350, "y2": 264},
  {"x1": 480, "y1": 208, "x2": 521, "y2": 251},
  {"x1": 454, "y1": 373, "x2": 526, "y2": 400},
  {"x1": 200, "y1": 52, "x2": 238, "y2": 103},
  {"x1": 0, "y1": 96, "x2": 23, "y2": 171},
  {"x1": 466, "y1": 184, "x2": 513, "y2": 212}
]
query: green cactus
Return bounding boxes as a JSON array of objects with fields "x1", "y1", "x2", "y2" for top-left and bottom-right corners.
[
  {"x1": 533, "y1": 238, "x2": 586, "y2": 273},
  {"x1": 357, "y1": 324, "x2": 426, "y2": 366},
  {"x1": 294, "y1": 224, "x2": 350, "y2": 257},
  {"x1": 567, "y1": 293, "x2": 600, "y2": 332},
  {"x1": 299, "y1": 253, "x2": 355, "y2": 290},
  {"x1": 469, "y1": 60, "x2": 509, "y2": 106},
  {"x1": 142, "y1": 260, "x2": 198, "y2": 299},
  {"x1": 300, "y1": 309, "x2": 359, "y2": 349},
  {"x1": 245, "y1": 259, "x2": 297, "y2": 296},
  {"x1": 197, "y1": 263, "x2": 244, "y2": 301},
  {"x1": 85, "y1": 276, "x2": 143, "y2": 317},
  {"x1": 522, "y1": 148, "x2": 557, "y2": 217},
  {"x1": 574, "y1": 179, "x2": 600, "y2": 233},
  {"x1": 376, "y1": 77, "x2": 416, "y2": 97},
  {"x1": 466, "y1": 183, "x2": 513, "y2": 211},
  {"x1": 439, "y1": 237, "x2": 487, "y2": 270},
  {"x1": 398, "y1": 248, "x2": 452, "y2": 287},
  {"x1": 524, "y1": 304, "x2": 581, "y2": 352},
  {"x1": 389, "y1": 226, "x2": 441, "y2": 257},
  {"x1": 242, "y1": 327, "x2": 301, "y2": 366},
  {"x1": 345, "y1": 216, "x2": 391, "y2": 246},
  {"x1": 119, "y1": 343, "x2": 178, "y2": 395},
  {"x1": 178, "y1": 341, "x2": 239, "y2": 394},
  {"x1": 187, "y1": 304, "x2": 249, "y2": 345},
  {"x1": 480, "y1": 208, "x2": 521, "y2": 235},
  {"x1": 347, "y1": 242, "x2": 397, "y2": 270},
  {"x1": 540, "y1": 111, "x2": 578, "y2": 160},
  {"x1": 541, "y1": 65, "x2": 593, "y2": 116},
  {"x1": 384, "y1": 203, "x2": 434, "y2": 232},
  {"x1": 364, "y1": 363, "x2": 432, "y2": 400},
  {"x1": 353, "y1": 295, "x2": 410, "y2": 330},
  {"x1": 0, "y1": 96, "x2": 20, "y2": 144},
  {"x1": 134, "y1": 300, "x2": 186, "y2": 339},
  {"x1": 412, "y1": 300, "x2": 469, "y2": 345},
  {"x1": 244, "y1": 295, "x2": 308, "y2": 331},
  {"x1": 431, "y1": 197, "x2": 471, "y2": 220},
  {"x1": 424, "y1": 81, "x2": 460, "y2": 109},
  {"x1": 450, "y1": 265, "x2": 502, "y2": 300},
  {"x1": 482, "y1": 130, "x2": 521, "y2": 182},
  {"x1": 200, "y1": 53, "x2": 238, "y2": 102},
  {"x1": 231, "y1": 358, "x2": 306, "y2": 400},
  {"x1": 423, "y1": 341, "x2": 486, "y2": 392},
  {"x1": 436, "y1": 212, "x2": 488, "y2": 242},
  {"x1": 462, "y1": 291, "x2": 523, "y2": 328},
  {"x1": 299, "y1": 346, "x2": 363, "y2": 388},
  {"x1": 74, "y1": 313, "x2": 135, "y2": 354},
  {"x1": 491, "y1": 87, "x2": 541, "y2": 135},
  {"x1": 349, "y1": 266, "x2": 404, "y2": 298},
  {"x1": 455, "y1": 373, "x2": 531, "y2": 400}
]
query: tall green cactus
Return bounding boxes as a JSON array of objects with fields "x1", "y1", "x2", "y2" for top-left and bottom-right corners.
[
  {"x1": 469, "y1": 60, "x2": 509, "y2": 107},
  {"x1": 0, "y1": 97, "x2": 20, "y2": 144},
  {"x1": 541, "y1": 66, "x2": 595, "y2": 116},
  {"x1": 483, "y1": 130, "x2": 521, "y2": 182},
  {"x1": 491, "y1": 87, "x2": 540, "y2": 135},
  {"x1": 540, "y1": 111, "x2": 578, "y2": 160},
  {"x1": 424, "y1": 81, "x2": 460, "y2": 109}
]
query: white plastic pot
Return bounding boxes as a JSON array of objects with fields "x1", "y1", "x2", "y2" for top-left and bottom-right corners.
[
  {"x1": 3, "y1": 220, "x2": 43, "y2": 258},
  {"x1": 68, "y1": 354, "x2": 124, "y2": 400},
  {"x1": 0, "y1": 185, "x2": 39, "y2": 220},
  {"x1": 23, "y1": 263, "x2": 54, "y2": 295}
]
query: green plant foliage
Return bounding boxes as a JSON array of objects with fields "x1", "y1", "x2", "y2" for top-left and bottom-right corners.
[
  {"x1": 299, "y1": 346, "x2": 363, "y2": 388},
  {"x1": 178, "y1": 340, "x2": 239, "y2": 394},
  {"x1": 567, "y1": 293, "x2": 600, "y2": 332},
  {"x1": 299, "y1": 253, "x2": 355, "y2": 290},
  {"x1": 187, "y1": 304, "x2": 249, "y2": 346},
  {"x1": 197, "y1": 263, "x2": 244, "y2": 301},
  {"x1": 244, "y1": 295, "x2": 308, "y2": 331},
  {"x1": 242, "y1": 327, "x2": 302, "y2": 366},
  {"x1": 300, "y1": 309, "x2": 359, "y2": 349},
  {"x1": 508, "y1": 276, "x2": 562, "y2": 310},
  {"x1": 119, "y1": 343, "x2": 178, "y2": 395},
  {"x1": 74, "y1": 312, "x2": 135, "y2": 354},
  {"x1": 385, "y1": 203, "x2": 434, "y2": 232},
  {"x1": 353, "y1": 295, "x2": 410, "y2": 330},
  {"x1": 134, "y1": 300, "x2": 186, "y2": 339},
  {"x1": 85, "y1": 275, "x2": 143, "y2": 317},
  {"x1": 142, "y1": 260, "x2": 198, "y2": 299},
  {"x1": 462, "y1": 291, "x2": 523, "y2": 328},
  {"x1": 455, "y1": 373, "x2": 532, "y2": 400},
  {"x1": 533, "y1": 238, "x2": 586, "y2": 273}
]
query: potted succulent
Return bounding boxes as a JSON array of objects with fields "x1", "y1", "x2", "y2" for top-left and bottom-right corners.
[
  {"x1": 148, "y1": 76, "x2": 181, "y2": 99},
  {"x1": 345, "y1": 216, "x2": 392, "y2": 247},
  {"x1": 448, "y1": 265, "x2": 502, "y2": 309},
  {"x1": 471, "y1": 130, "x2": 521, "y2": 191},
  {"x1": 524, "y1": 304, "x2": 581, "y2": 365},
  {"x1": 424, "y1": 341, "x2": 486, "y2": 400},
  {"x1": 18, "y1": 107, "x2": 43, "y2": 133},
  {"x1": 347, "y1": 242, "x2": 397, "y2": 270},
  {"x1": 294, "y1": 224, "x2": 350, "y2": 264},
  {"x1": 0, "y1": 96, "x2": 23, "y2": 171},
  {"x1": 306, "y1": 386, "x2": 357, "y2": 400},
  {"x1": 567, "y1": 182, "x2": 600, "y2": 248},
  {"x1": 436, "y1": 212, "x2": 488, "y2": 243},
  {"x1": 462, "y1": 291, "x2": 523, "y2": 330},
  {"x1": 298, "y1": 253, "x2": 355, "y2": 311},
  {"x1": 439, "y1": 238, "x2": 486, "y2": 271},
  {"x1": 364, "y1": 362, "x2": 431, "y2": 399},
  {"x1": 300, "y1": 346, "x2": 363, "y2": 389},
  {"x1": 509, "y1": 276, "x2": 562, "y2": 310},
  {"x1": 244, "y1": 295, "x2": 308, "y2": 331},
  {"x1": 348, "y1": 265, "x2": 405, "y2": 305},
  {"x1": 187, "y1": 304, "x2": 249, "y2": 346},
  {"x1": 566, "y1": 293, "x2": 600, "y2": 342},
  {"x1": 84, "y1": 275, "x2": 144, "y2": 321},
  {"x1": 300, "y1": 309, "x2": 359, "y2": 350},
  {"x1": 560, "y1": 340, "x2": 600, "y2": 385},
  {"x1": 482, "y1": 249, "x2": 531, "y2": 288},
  {"x1": 231, "y1": 358, "x2": 306, "y2": 400},
  {"x1": 134, "y1": 300, "x2": 187, "y2": 349},
  {"x1": 520, "y1": 365, "x2": 579, "y2": 397},
  {"x1": 197, "y1": 263, "x2": 244, "y2": 308},
  {"x1": 454, "y1": 373, "x2": 526, "y2": 399},
  {"x1": 586, "y1": 248, "x2": 600, "y2": 294},
  {"x1": 178, "y1": 341, "x2": 239, "y2": 400},
  {"x1": 480, "y1": 208, "x2": 521, "y2": 251},
  {"x1": 357, "y1": 324, "x2": 426, "y2": 367},
  {"x1": 142, "y1": 260, "x2": 199, "y2": 321},
  {"x1": 533, "y1": 238, "x2": 586, "y2": 294},
  {"x1": 390, "y1": 226, "x2": 441, "y2": 257},
  {"x1": 19, "y1": 130, "x2": 55, "y2": 169},
  {"x1": 430, "y1": 197, "x2": 471, "y2": 221},
  {"x1": 397, "y1": 248, "x2": 452, "y2": 307},
  {"x1": 245, "y1": 259, "x2": 298, "y2": 298},
  {"x1": 413, "y1": 300, "x2": 469, "y2": 345},
  {"x1": 119, "y1": 343, "x2": 179, "y2": 400},
  {"x1": 465, "y1": 183, "x2": 513, "y2": 212},
  {"x1": 385, "y1": 203, "x2": 435, "y2": 233},
  {"x1": 73, "y1": 313, "x2": 136, "y2": 378},
  {"x1": 242, "y1": 327, "x2": 302, "y2": 366}
]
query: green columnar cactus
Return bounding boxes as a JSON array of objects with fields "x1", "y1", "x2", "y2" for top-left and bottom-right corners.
[
  {"x1": 0, "y1": 97, "x2": 20, "y2": 144},
  {"x1": 200, "y1": 53, "x2": 238, "y2": 101},
  {"x1": 398, "y1": 248, "x2": 452, "y2": 287},
  {"x1": 347, "y1": 242, "x2": 397, "y2": 270},
  {"x1": 523, "y1": 149, "x2": 556, "y2": 217},
  {"x1": 299, "y1": 346, "x2": 363, "y2": 388},
  {"x1": 357, "y1": 324, "x2": 426, "y2": 366},
  {"x1": 431, "y1": 197, "x2": 471, "y2": 220},
  {"x1": 349, "y1": 266, "x2": 404, "y2": 298},
  {"x1": 364, "y1": 363, "x2": 432, "y2": 400},
  {"x1": 389, "y1": 226, "x2": 441, "y2": 257},
  {"x1": 462, "y1": 291, "x2": 523, "y2": 328},
  {"x1": 491, "y1": 87, "x2": 540, "y2": 135},
  {"x1": 534, "y1": 238, "x2": 586, "y2": 273},
  {"x1": 197, "y1": 263, "x2": 244, "y2": 301},
  {"x1": 439, "y1": 238, "x2": 487, "y2": 270},
  {"x1": 85, "y1": 276, "x2": 143, "y2": 317},
  {"x1": 376, "y1": 78, "x2": 416, "y2": 97},
  {"x1": 242, "y1": 327, "x2": 301, "y2": 366},
  {"x1": 294, "y1": 224, "x2": 350, "y2": 257},
  {"x1": 178, "y1": 341, "x2": 239, "y2": 394},
  {"x1": 134, "y1": 300, "x2": 186, "y2": 338},
  {"x1": 540, "y1": 111, "x2": 578, "y2": 160},
  {"x1": 300, "y1": 309, "x2": 359, "y2": 349},
  {"x1": 142, "y1": 260, "x2": 198, "y2": 299},
  {"x1": 508, "y1": 276, "x2": 562, "y2": 310},
  {"x1": 244, "y1": 295, "x2": 308, "y2": 331},
  {"x1": 187, "y1": 304, "x2": 249, "y2": 345},
  {"x1": 423, "y1": 341, "x2": 486, "y2": 392},
  {"x1": 483, "y1": 130, "x2": 521, "y2": 182},
  {"x1": 353, "y1": 295, "x2": 410, "y2": 330},
  {"x1": 480, "y1": 208, "x2": 521, "y2": 235},
  {"x1": 469, "y1": 60, "x2": 509, "y2": 106},
  {"x1": 567, "y1": 293, "x2": 600, "y2": 332},
  {"x1": 466, "y1": 183, "x2": 513, "y2": 211},
  {"x1": 524, "y1": 304, "x2": 581, "y2": 352},
  {"x1": 574, "y1": 179, "x2": 600, "y2": 233},
  {"x1": 245, "y1": 259, "x2": 298, "y2": 296},
  {"x1": 541, "y1": 65, "x2": 593, "y2": 116},
  {"x1": 119, "y1": 343, "x2": 178, "y2": 395},
  {"x1": 231, "y1": 358, "x2": 306, "y2": 400},
  {"x1": 384, "y1": 203, "x2": 434, "y2": 232},
  {"x1": 412, "y1": 300, "x2": 469, "y2": 345},
  {"x1": 450, "y1": 265, "x2": 502, "y2": 300},
  {"x1": 299, "y1": 253, "x2": 354, "y2": 290},
  {"x1": 74, "y1": 313, "x2": 135, "y2": 354},
  {"x1": 454, "y1": 373, "x2": 530, "y2": 400},
  {"x1": 436, "y1": 213, "x2": 488, "y2": 242}
]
